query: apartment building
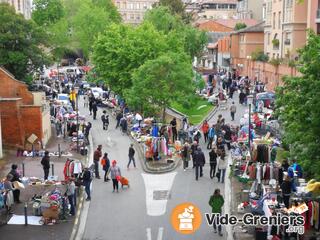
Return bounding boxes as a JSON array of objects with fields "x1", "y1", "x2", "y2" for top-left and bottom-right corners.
[
  {"x1": 0, "y1": 0, "x2": 31, "y2": 19},
  {"x1": 263, "y1": 0, "x2": 308, "y2": 60},
  {"x1": 236, "y1": 0, "x2": 264, "y2": 20},
  {"x1": 198, "y1": 0, "x2": 237, "y2": 20},
  {"x1": 307, "y1": 0, "x2": 320, "y2": 34},
  {"x1": 113, "y1": 0, "x2": 158, "y2": 24}
]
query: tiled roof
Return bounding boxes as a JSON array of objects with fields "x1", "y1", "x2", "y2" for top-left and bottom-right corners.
[
  {"x1": 214, "y1": 19, "x2": 259, "y2": 29},
  {"x1": 235, "y1": 21, "x2": 265, "y2": 33}
]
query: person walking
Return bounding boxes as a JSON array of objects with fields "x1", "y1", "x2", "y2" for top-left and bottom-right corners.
[
  {"x1": 84, "y1": 122, "x2": 92, "y2": 144},
  {"x1": 101, "y1": 153, "x2": 110, "y2": 182},
  {"x1": 207, "y1": 125, "x2": 216, "y2": 149},
  {"x1": 190, "y1": 141, "x2": 198, "y2": 168},
  {"x1": 66, "y1": 178, "x2": 76, "y2": 215},
  {"x1": 8, "y1": 164, "x2": 21, "y2": 203},
  {"x1": 116, "y1": 111, "x2": 123, "y2": 129},
  {"x1": 201, "y1": 120, "x2": 210, "y2": 143},
  {"x1": 193, "y1": 146, "x2": 205, "y2": 181},
  {"x1": 209, "y1": 148, "x2": 217, "y2": 179},
  {"x1": 81, "y1": 167, "x2": 92, "y2": 201},
  {"x1": 93, "y1": 145, "x2": 102, "y2": 179},
  {"x1": 92, "y1": 101, "x2": 98, "y2": 120},
  {"x1": 101, "y1": 110, "x2": 109, "y2": 130},
  {"x1": 280, "y1": 175, "x2": 296, "y2": 208},
  {"x1": 209, "y1": 189, "x2": 224, "y2": 236},
  {"x1": 89, "y1": 95, "x2": 94, "y2": 115},
  {"x1": 230, "y1": 102, "x2": 237, "y2": 121},
  {"x1": 83, "y1": 94, "x2": 89, "y2": 108},
  {"x1": 120, "y1": 117, "x2": 128, "y2": 134},
  {"x1": 110, "y1": 160, "x2": 121, "y2": 193},
  {"x1": 127, "y1": 144, "x2": 136, "y2": 169},
  {"x1": 181, "y1": 141, "x2": 191, "y2": 171},
  {"x1": 170, "y1": 117, "x2": 177, "y2": 143},
  {"x1": 217, "y1": 154, "x2": 227, "y2": 183},
  {"x1": 41, "y1": 151, "x2": 50, "y2": 180}
]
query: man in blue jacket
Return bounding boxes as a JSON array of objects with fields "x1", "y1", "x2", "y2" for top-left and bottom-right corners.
[{"x1": 207, "y1": 125, "x2": 215, "y2": 150}]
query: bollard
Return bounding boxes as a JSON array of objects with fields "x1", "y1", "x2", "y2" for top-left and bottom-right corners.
[
  {"x1": 58, "y1": 144, "x2": 61, "y2": 158},
  {"x1": 24, "y1": 203, "x2": 28, "y2": 225},
  {"x1": 51, "y1": 163, "x2": 54, "y2": 176},
  {"x1": 22, "y1": 163, "x2": 25, "y2": 177}
]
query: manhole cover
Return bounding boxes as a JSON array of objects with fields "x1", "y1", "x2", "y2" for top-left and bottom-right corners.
[{"x1": 153, "y1": 190, "x2": 171, "y2": 200}]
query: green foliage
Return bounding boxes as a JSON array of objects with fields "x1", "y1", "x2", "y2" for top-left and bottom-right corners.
[
  {"x1": 251, "y1": 50, "x2": 269, "y2": 62},
  {"x1": 269, "y1": 58, "x2": 281, "y2": 66},
  {"x1": 125, "y1": 52, "x2": 194, "y2": 116},
  {"x1": 0, "y1": 3, "x2": 51, "y2": 82},
  {"x1": 32, "y1": 0, "x2": 65, "y2": 26},
  {"x1": 34, "y1": 0, "x2": 121, "y2": 59},
  {"x1": 272, "y1": 39, "x2": 280, "y2": 47},
  {"x1": 93, "y1": 23, "x2": 168, "y2": 94},
  {"x1": 155, "y1": 0, "x2": 193, "y2": 24},
  {"x1": 234, "y1": 23, "x2": 247, "y2": 31},
  {"x1": 288, "y1": 59, "x2": 296, "y2": 68},
  {"x1": 144, "y1": 7, "x2": 208, "y2": 58},
  {"x1": 275, "y1": 31, "x2": 320, "y2": 179}
]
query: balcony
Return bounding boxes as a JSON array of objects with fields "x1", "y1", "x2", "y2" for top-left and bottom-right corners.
[{"x1": 316, "y1": 9, "x2": 320, "y2": 23}]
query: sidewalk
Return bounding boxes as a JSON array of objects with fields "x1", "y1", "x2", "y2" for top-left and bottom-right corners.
[{"x1": 0, "y1": 132, "x2": 86, "y2": 240}]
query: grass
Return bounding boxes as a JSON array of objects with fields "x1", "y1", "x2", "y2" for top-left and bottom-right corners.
[{"x1": 171, "y1": 97, "x2": 214, "y2": 125}]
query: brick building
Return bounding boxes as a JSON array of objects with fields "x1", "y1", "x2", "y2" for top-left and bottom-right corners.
[{"x1": 0, "y1": 67, "x2": 52, "y2": 149}]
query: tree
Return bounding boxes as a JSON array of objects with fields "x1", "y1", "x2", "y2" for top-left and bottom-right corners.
[
  {"x1": 32, "y1": 0, "x2": 65, "y2": 26},
  {"x1": 92, "y1": 0, "x2": 121, "y2": 23},
  {"x1": 144, "y1": 7, "x2": 208, "y2": 59},
  {"x1": 155, "y1": 0, "x2": 193, "y2": 24},
  {"x1": 125, "y1": 52, "x2": 193, "y2": 117},
  {"x1": 276, "y1": 31, "x2": 320, "y2": 179},
  {"x1": 0, "y1": 3, "x2": 50, "y2": 82},
  {"x1": 234, "y1": 23, "x2": 247, "y2": 31},
  {"x1": 92, "y1": 22, "x2": 168, "y2": 94}
]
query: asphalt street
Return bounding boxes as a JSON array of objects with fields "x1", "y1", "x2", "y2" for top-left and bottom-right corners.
[{"x1": 80, "y1": 91, "x2": 247, "y2": 240}]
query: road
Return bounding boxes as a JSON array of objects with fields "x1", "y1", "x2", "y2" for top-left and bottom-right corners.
[{"x1": 79, "y1": 91, "x2": 247, "y2": 240}]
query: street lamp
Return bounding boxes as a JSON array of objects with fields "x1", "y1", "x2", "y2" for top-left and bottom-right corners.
[{"x1": 75, "y1": 87, "x2": 79, "y2": 153}]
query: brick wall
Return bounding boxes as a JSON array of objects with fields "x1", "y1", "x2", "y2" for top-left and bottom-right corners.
[
  {"x1": 20, "y1": 106, "x2": 43, "y2": 144},
  {"x1": 0, "y1": 68, "x2": 34, "y2": 105},
  {"x1": 0, "y1": 99, "x2": 25, "y2": 147},
  {"x1": 232, "y1": 58, "x2": 300, "y2": 91}
]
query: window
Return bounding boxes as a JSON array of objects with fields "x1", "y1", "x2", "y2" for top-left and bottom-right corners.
[
  {"x1": 273, "y1": 12, "x2": 276, "y2": 29},
  {"x1": 116, "y1": 2, "x2": 120, "y2": 8},
  {"x1": 130, "y1": 14, "x2": 134, "y2": 20},
  {"x1": 278, "y1": 11, "x2": 281, "y2": 29},
  {"x1": 268, "y1": 33, "x2": 271, "y2": 44},
  {"x1": 136, "y1": 3, "x2": 140, "y2": 9},
  {"x1": 18, "y1": 0, "x2": 21, "y2": 11},
  {"x1": 136, "y1": 14, "x2": 140, "y2": 20}
]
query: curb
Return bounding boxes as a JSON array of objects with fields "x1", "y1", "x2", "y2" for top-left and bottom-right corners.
[
  {"x1": 69, "y1": 133, "x2": 93, "y2": 240},
  {"x1": 131, "y1": 136, "x2": 181, "y2": 174}
]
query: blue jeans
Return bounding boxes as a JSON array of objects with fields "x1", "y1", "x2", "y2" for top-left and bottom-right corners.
[
  {"x1": 219, "y1": 169, "x2": 226, "y2": 183},
  {"x1": 127, "y1": 156, "x2": 136, "y2": 168},
  {"x1": 83, "y1": 180, "x2": 91, "y2": 199}
]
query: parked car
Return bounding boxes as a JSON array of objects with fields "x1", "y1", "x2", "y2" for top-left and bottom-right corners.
[
  {"x1": 90, "y1": 87, "x2": 105, "y2": 99},
  {"x1": 56, "y1": 94, "x2": 70, "y2": 105}
]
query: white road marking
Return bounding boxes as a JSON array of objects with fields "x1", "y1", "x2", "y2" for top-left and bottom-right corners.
[
  {"x1": 157, "y1": 227, "x2": 164, "y2": 240},
  {"x1": 142, "y1": 172, "x2": 177, "y2": 216},
  {"x1": 146, "y1": 228, "x2": 152, "y2": 240},
  {"x1": 146, "y1": 227, "x2": 164, "y2": 240}
]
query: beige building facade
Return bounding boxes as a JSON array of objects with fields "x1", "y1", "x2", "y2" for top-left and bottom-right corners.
[
  {"x1": 263, "y1": 0, "x2": 308, "y2": 60},
  {"x1": 113, "y1": 0, "x2": 159, "y2": 24},
  {"x1": 0, "y1": 0, "x2": 31, "y2": 19},
  {"x1": 237, "y1": 0, "x2": 264, "y2": 20},
  {"x1": 198, "y1": 0, "x2": 237, "y2": 20}
]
